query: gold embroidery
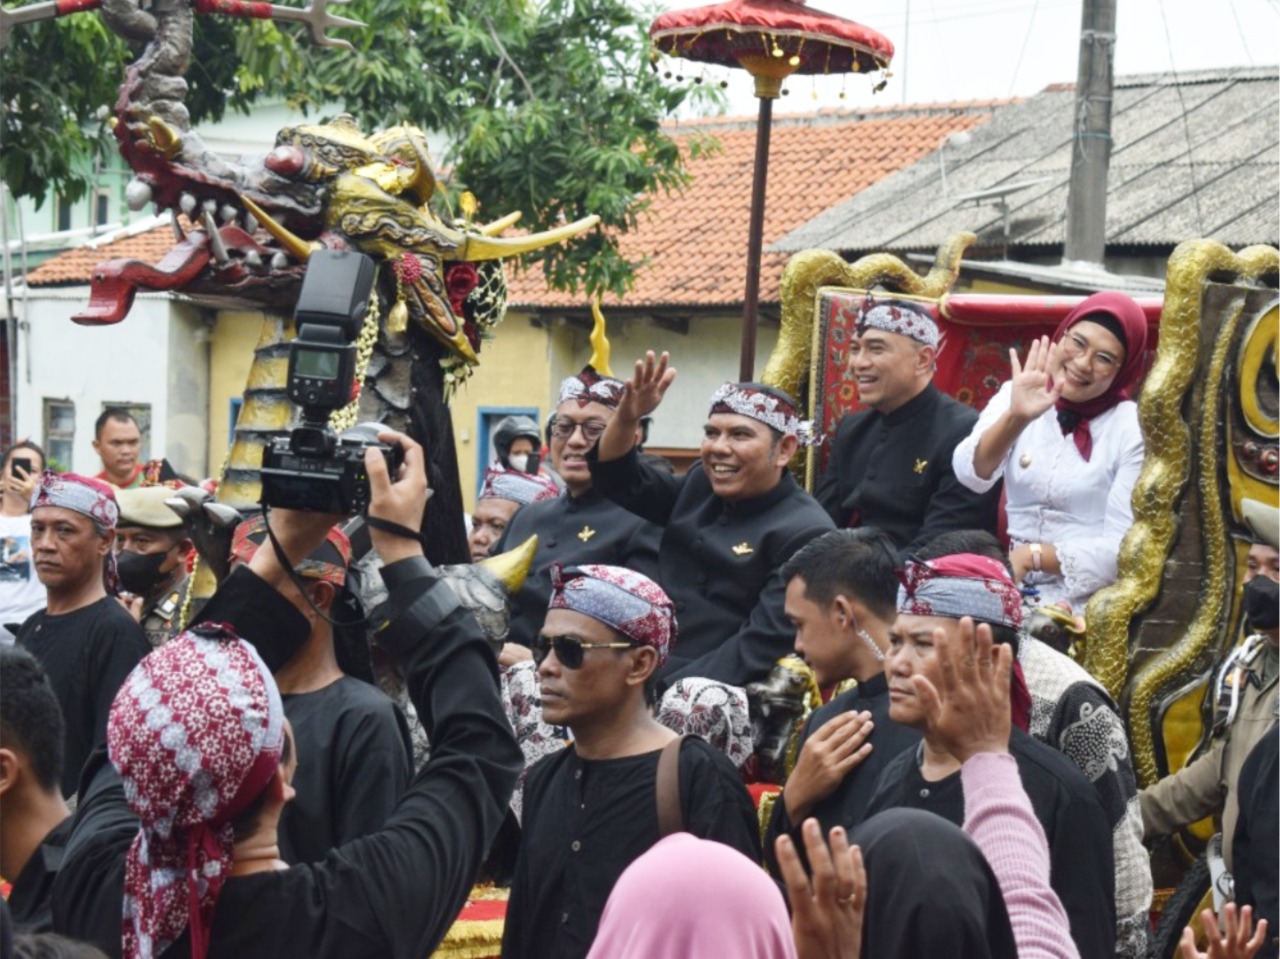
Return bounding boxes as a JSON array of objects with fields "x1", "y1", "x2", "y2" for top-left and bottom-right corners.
[
  {"x1": 913, "y1": 458, "x2": 927, "y2": 474},
  {"x1": 577, "y1": 526, "x2": 596, "y2": 542},
  {"x1": 732, "y1": 542, "x2": 754, "y2": 556}
]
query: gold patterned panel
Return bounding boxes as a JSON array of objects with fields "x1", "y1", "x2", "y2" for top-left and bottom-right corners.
[{"x1": 1087, "y1": 240, "x2": 1278, "y2": 785}]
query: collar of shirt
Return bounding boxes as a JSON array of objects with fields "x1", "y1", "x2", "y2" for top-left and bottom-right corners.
[
  {"x1": 719, "y1": 469, "x2": 799, "y2": 519},
  {"x1": 880, "y1": 382, "x2": 939, "y2": 426}
]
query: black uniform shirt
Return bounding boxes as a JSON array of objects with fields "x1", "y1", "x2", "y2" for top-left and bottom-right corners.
[
  {"x1": 589, "y1": 447, "x2": 834, "y2": 688},
  {"x1": 865, "y1": 727, "x2": 1117, "y2": 959},
  {"x1": 815, "y1": 384, "x2": 999, "y2": 553},
  {"x1": 764, "y1": 673, "x2": 921, "y2": 876},
  {"x1": 8, "y1": 815, "x2": 73, "y2": 934},
  {"x1": 494, "y1": 489, "x2": 661, "y2": 648},
  {"x1": 278, "y1": 676, "x2": 414, "y2": 864},
  {"x1": 502, "y1": 737, "x2": 761, "y2": 959},
  {"x1": 16, "y1": 597, "x2": 150, "y2": 797}
]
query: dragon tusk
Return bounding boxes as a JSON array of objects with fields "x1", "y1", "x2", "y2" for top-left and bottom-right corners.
[
  {"x1": 240, "y1": 195, "x2": 318, "y2": 262},
  {"x1": 146, "y1": 116, "x2": 183, "y2": 160},
  {"x1": 476, "y1": 211, "x2": 522, "y2": 236},
  {"x1": 201, "y1": 212, "x2": 231, "y2": 265},
  {"x1": 445, "y1": 215, "x2": 600, "y2": 262},
  {"x1": 476, "y1": 534, "x2": 538, "y2": 593}
]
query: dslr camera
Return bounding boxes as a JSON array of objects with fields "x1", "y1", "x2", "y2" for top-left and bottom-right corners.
[{"x1": 261, "y1": 250, "x2": 403, "y2": 514}]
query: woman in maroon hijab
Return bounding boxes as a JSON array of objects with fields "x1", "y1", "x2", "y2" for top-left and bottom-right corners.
[{"x1": 951, "y1": 292, "x2": 1149, "y2": 612}]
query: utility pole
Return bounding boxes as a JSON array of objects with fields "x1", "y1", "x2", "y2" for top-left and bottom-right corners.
[{"x1": 1063, "y1": 0, "x2": 1117, "y2": 266}]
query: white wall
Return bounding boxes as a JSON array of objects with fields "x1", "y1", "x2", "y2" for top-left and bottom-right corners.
[
  {"x1": 551, "y1": 312, "x2": 781, "y2": 449},
  {"x1": 15, "y1": 287, "x2": 209, "y2": 477}
]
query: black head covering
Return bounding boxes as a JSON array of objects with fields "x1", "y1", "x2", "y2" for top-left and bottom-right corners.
[{"x1": 852, "y1": 808, "x2": 1017, "y2": 959}]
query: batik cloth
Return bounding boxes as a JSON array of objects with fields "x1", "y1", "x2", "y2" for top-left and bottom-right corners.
[
  {"x1": 897, "y1": 553, "x2": 1023, "y2": 630},
  {"x1": 558, "y1": 366, "x2": 625, "y2": 410},
  {"x1": 479, "y1": 466, "x2": 560, "y2": 507},
  {"x1": 708, "y1": 382, "x2": 817, "y2": 446},
  {"x1": 547, "y1": 563, "x2": 675, "y2": 666},
  {"x1": 230, "y1": 514, "x2": 351, "y2": 586},
  {"x1": 108, "y1": 623, "x2": 285, "y2": 959},
  {"x1": 31, "y1": 470, "x2": 120, "y2": 528},
  {"x1": 656, "y1": 678, "x2": 754, "y2": 770},
  {"x1": 854, "y1": 298, "x2": 940, "y2": 349}
]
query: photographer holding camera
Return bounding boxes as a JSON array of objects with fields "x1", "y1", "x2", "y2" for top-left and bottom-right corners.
[{"x1": 50, "y1": 426, "x2": 524, "y2": 959}]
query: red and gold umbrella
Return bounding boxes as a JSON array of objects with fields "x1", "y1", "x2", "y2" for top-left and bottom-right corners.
[{"x1": 651, "y1": 0, "x2": 894, "y2": 379}]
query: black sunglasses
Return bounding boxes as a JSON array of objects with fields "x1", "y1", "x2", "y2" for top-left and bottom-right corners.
[{"x1": 532, "y1": 633, "x2": 636, "y2": 669}]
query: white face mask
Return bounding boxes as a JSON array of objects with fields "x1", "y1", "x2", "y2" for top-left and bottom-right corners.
[{"x1": 508, "y1": 454, "x2": 530, "y2": 473}]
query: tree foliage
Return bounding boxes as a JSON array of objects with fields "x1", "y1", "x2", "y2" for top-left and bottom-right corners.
[{"x1": 0, "y1": 0, "x2": 719, "y2": 295}]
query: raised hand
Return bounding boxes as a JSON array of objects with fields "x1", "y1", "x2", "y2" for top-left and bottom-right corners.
[
  {"x1": 366, "y1": 429, "x2": 428, "y2": 564},
  {"x1": 617, "y1": 350, "x2": 677, "y2": 424},
  {"x1": 911, "y1": 617, "x2": 1013, "y2": 763},
  {"x1": 1008, "y1": 335, "x2": 1063, "y2": 424},
  {"x1": 1179, "y1": 904, "x2": 1269, "y2": 959},
  {"x1": 783, "y1": 710, "x2": 875, "y2": 822},
  {"x1": 777, "y1": 819, "x2": 865, "y2": 959}
]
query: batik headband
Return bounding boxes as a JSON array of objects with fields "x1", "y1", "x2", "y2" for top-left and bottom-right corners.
[
  {"x1": 479, "y1": 466, "x2": 560, "y2": 506},
  {"x1": 557, "y1": 365, "x2": 626, "y2": 410},
  {"x1": 230, "y1": 514, "x2": 352, "y2": 586},
  {"x1": 708, "y1": 382, "x2": 818, "y2": 446},
  {"x1": 31, "y1": 470, "x2": 120, "y2": 529},
  {"x1": 548, "y1": 563, "x2": 676, "y2": 666},
  {"x1": 108, "y1": 623, "x2": 285, "y2": 959},
  {"x1": 855, "y1": 298, "x2": 940, "y2": 350},
  {"x1": 897, "y1": 553, "x2": 1022, "y2": 630}
]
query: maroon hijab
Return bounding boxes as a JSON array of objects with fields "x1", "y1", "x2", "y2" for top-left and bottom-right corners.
[{"x1": 1052, "y1": 291, "x2": 1148, "y2": 461}]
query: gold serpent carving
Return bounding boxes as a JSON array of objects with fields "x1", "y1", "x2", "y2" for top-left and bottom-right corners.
[
  {"x1": 762, "y1": 233, "x2": 976, "y2": 488},
  {"x1": 1085, "y1": 240, "x2": 1279, "y2": 785}
]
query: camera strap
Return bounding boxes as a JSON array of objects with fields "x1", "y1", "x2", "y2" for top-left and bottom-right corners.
[
  {"x1": 261, "y1": 506, "x2": 368, "y2": 630},
  {"x1": 364, "y1": 514, "x2": 422, "y2": 543}
]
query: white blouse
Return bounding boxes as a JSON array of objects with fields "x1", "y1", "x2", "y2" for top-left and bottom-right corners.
[{"x1": 952, "y1": 380, "x2": 1145, "y2": 611}]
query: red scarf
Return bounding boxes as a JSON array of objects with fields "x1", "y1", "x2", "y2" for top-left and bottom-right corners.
[{"x1": 1052, "y1": 292, "x2": 1148, "y2": 461}]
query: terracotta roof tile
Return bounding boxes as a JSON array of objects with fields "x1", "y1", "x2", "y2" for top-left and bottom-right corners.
[
  {"x1": 508, "y1": 101, "x2": 1007, "y2": 310},
  {"x1": 26, "y1": 217, "x2": 194, "y2": 287}
]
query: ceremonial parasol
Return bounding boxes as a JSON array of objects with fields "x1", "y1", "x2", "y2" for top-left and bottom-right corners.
[{"x1": 651, "y1": 0, "x2": 894, "y2": 380}]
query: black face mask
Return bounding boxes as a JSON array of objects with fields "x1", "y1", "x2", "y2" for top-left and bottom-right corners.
[
  {"x1": 117, "y1": 549, "x2": 169, "y2": 595},
  {"x1": 1243, "y1": 575, "x2": 1279, "y2": 632}
]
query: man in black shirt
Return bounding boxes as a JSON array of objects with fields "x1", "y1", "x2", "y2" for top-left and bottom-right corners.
[
  {"x1": 1, "y1": 646, "x2": 72, "y2": 934},
  {"x1": 814, "y1": 298, "x2": 999, "y2": 553},
  {"x1": 866, "y1": 550, "x2": 1116, "y2": 958},
  {"x1": 591, "y1": 354, "x2": 834, "y2": 687},
  {"x1": 17, "y1": 472, "x2": 148, "y2": 797},
  {"x1": 763, "y1": 529, "x2": 921, "y2": 876},
  {"x1": 495, "y1": 367, "x2": 661, "y2": 652},
  {"x1": 51, "y1": 429, "x2": 523, "y2": 959},
  {"x1": 229, "y1": 515, "x2": 412, "y2": 864},
  {"x1": 503, "y1": 563, "x2": 760, "y2": 959}
]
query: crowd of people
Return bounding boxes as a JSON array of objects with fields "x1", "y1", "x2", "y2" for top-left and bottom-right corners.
[{"x1": 0, "y1": 293, "x2": 1275, "y2": 959}]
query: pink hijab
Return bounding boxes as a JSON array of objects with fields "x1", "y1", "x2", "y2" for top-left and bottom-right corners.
[{"x1": 586, "y1": 834, "x2": 797, "y2": 959}]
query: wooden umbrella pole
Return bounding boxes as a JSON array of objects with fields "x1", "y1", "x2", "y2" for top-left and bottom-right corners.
[{"x1": 739, "y1": 93, "x2": 774, "y2": 382}]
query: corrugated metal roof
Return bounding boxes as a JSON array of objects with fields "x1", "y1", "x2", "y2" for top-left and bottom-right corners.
[{"x1": 774, "y1": 66, "x2": 1279, "y2": 255}]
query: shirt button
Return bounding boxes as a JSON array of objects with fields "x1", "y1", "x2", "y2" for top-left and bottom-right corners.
[
  {"x1": 919, "y1": 787, "x2": 930, "y2": 798},
  {"x1": 561, "y1": 912, "x2": 569, "y2": 924},
  {"x1": 571, "y1": 840, "x2": 581, "y2": 852},
  {"x1": 574, "y1": 769, "x2": 582, "y2": 780}
]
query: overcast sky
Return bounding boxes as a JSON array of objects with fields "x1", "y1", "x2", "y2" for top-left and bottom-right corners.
[{"x1": 651, "y1": 0, "x2": 1279, "y2": 117}]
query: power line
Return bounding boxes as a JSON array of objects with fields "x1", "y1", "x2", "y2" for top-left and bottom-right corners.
[
  {"x1": 1007, "y1": 0, "x2": 1043, "y2": 96},
  {"x1": 1154, "y1": 1, "x2": 1205, "y2": 235},
  {"x1": 1227, "y1": 0, "x2": 1256, "y2": 64}
]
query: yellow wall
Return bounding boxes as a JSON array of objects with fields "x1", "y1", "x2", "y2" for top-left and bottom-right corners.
[
  {"x1": 449, "y1": 313, "x2": 557, "y2": 512},
  {"x1": 207, "y1": 310, "x2": 267, "y2": 475}
]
